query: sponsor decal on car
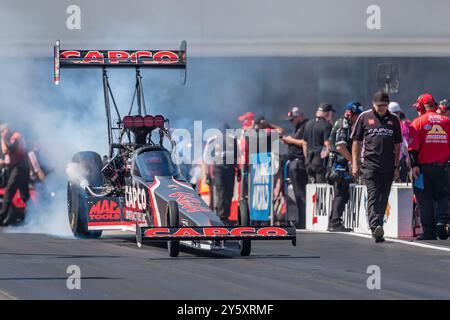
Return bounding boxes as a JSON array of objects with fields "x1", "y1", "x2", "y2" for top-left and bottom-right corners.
[
  {"x1": 143, "y1": 227, "x2": 290, "y2": 238},
  {"x1": 169, "y1": 192, "x2": 210, "y2": 213},
  {"x1": 89, "y1": 200, "x2": 121, "y2": 220},
  {"x1": 60, "y1": 50, "x2": 179, "y2": 65},
  {"x1": 125, "y1": 186, "x2": 147, "y2": 211}
]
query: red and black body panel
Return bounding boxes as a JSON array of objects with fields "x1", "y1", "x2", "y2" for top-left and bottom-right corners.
[{"x1": 86, "y1": 176, "x2": 222, "y2": 232}]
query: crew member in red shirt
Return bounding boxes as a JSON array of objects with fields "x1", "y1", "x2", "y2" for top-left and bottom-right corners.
[
  {"x1": 408, "y1": 93, "x2": 450, "y2": 240},
  {"x1": 0, "y1": 123, "x2": 30, "y2": 225}
]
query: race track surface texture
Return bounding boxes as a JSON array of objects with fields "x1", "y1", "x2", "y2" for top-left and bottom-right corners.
[{"x1": 0, "y1": 229, "x2": 449, "y2": 299}]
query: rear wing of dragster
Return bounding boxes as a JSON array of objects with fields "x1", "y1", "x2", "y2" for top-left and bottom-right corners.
[{"x1": 53, "y1": 40, "x2": 187, "y2": 85}]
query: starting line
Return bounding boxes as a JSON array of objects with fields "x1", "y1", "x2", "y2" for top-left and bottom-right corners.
[{"x1": 297, "y1": 229, "x2": 450, "y2": 253}]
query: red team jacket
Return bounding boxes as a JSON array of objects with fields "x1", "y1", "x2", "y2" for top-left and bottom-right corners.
[{"x1": 408, "y1": 110, "x2": 450, "y2": 165}]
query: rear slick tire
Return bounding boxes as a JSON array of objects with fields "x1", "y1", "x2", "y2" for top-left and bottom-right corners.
[{"x1": 67, "y1": 151, "x2": 103, "y2": 239}]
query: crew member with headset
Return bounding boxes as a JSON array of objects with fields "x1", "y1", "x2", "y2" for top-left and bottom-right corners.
[
  {"x1": 408, "y1": 93, "x2": 450, "y2": 240},
  {"x1": 327, "y1": 102, "x2": 363, "y2": 232},
  {"x1": 351, "y1": 91, "x2": 402, "y2": 243},
  {"x1": 0, "y1": 123, "x2": 30, "y2": 225}
]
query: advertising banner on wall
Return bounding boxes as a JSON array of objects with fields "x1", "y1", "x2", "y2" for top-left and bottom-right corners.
[{"x1": 249, "y1": 153, "x2": 273, "y2": 221}]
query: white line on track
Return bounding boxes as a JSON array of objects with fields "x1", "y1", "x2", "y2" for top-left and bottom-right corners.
[{"x1": 297, "y1": 229, "x2": 450, "y2": 253}]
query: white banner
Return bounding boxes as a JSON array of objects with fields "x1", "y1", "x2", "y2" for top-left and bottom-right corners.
[{"x1": 306, "y1": 183, "x2": 415, "y2": 238}]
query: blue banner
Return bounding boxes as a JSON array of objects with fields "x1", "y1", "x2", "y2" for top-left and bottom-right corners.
[{"x1": 250, "y1": 153, "x2": 272, "y2": 221}]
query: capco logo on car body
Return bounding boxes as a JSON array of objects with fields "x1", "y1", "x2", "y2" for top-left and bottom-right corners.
[
  {"x1": 144, "y1": 227, "x2": 290, "y2": 238},
  {"x1": 125, "y1": 186, "x2": 147, "y2": 211}
]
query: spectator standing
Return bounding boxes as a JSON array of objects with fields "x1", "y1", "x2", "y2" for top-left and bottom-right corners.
[
  {"x1": 303, "y1": 103, "x2": 335, "y2": 183},
  {"x1": 0, "y1": 123, "x2": 30, "y2": 225},
  {"x1": 408, "y1": 93, "x2": 450, "y2": 240},
  {"x1": 281, "y1": 106, "x2": 309, "y2": 228},
  {"x1": 389, "y1": 102, "x2": 411, "y2": 181},
  {"x1": 327, "y1": 102, "x2": 363, "y2": 232}
]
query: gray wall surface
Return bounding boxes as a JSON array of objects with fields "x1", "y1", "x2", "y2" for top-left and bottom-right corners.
[{"x1": 1, "y1": 0, "x2": 450, "y2": 56}]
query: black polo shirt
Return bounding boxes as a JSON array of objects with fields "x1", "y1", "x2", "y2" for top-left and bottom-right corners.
[
  {"x1": 287, "y1": 118, "x2": 308, "y2": 162},
  {"x1": 303, "y1": 117, "x2": 332, "y2": 154},
  {"x1": 330, "y1": 117, "x2": 353, "y2": 166},
  {"x1": 350, "y1": 109, "x2": 402, "y2": 172}
]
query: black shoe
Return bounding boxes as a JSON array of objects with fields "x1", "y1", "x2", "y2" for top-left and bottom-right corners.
[
  {"x1": 327, "y1": 224, "x2": 353, "y2": 232},
  {"x1": 372, "y1": 226, "x2": 385, "y2": 243},
  {"x1": 416, "y1": 233, "x2": 437, "y2": 241},
  {"x1": 436, "y1": 223, "x2": 449, "y2": 240}
]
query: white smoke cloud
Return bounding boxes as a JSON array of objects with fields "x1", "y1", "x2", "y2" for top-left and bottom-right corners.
[{"x1": 0, "y1": 58, "x2": 109, "y2": 237}]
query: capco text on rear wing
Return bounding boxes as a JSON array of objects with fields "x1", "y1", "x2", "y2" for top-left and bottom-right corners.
[{"x1": 54, "y1": 40, "x2": 187, "y2": 85}]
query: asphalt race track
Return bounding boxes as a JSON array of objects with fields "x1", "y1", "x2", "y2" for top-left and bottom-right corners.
[{"x1": 0, "y1": 229, "x2": 450, "y2": 300}]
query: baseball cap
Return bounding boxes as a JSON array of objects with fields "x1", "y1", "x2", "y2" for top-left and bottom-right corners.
[
  {"x1": 345, "y1": 102, "x2": 364, "y2": 115},
  {"x1": 238, "y1": 112, "x2": 255, "y2": 129},
  {"x1": 286, "y1": 106, "x2": 302, "y2": 120},
  {"x1": 372, "y1": 91, "x2": 390, "y2": 104},
  {"x1": 417, "y1": 93, "x2": 436, "y2": 106},
  {"x1": 317, "y1": 103, "x2": 336, "y2": 113},
  {"x1": 388, "y1": 102, "x2": 401, "y2": 113},
  {"x1": 238, "y1": 112, "x2": 255, "y2": 122}
]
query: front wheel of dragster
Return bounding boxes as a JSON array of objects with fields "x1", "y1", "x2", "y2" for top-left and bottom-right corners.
[
  {"x1": 167, "y1": 200, "x2": 180, "y2": 257},
  {"x1": 238, "y1": 199, "x2": 251, "y2": 256},
  {"x1": 67, "y1": 151, "x2": 103, "y2": 239}
]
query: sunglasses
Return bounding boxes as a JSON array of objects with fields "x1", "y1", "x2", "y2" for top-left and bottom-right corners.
[{"x1": 376, "y1": 103, "x2": 388, "y2": 107}]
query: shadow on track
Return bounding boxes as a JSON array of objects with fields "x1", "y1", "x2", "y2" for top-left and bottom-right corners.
[{"x1": 139, "y1": 241, "x2": 320, "y2": 260}]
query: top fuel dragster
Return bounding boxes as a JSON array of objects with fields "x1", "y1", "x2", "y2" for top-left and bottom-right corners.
[{"x1": 55, "y1": 40, "x2": 296, "y2": 257}]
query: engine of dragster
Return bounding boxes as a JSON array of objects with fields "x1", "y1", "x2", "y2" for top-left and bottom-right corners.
[{"x1": 84, "y1": 114, "x2": 223, "y2": 233}]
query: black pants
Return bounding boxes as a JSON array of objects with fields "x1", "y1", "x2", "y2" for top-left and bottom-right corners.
[
  {"x1": 362, "y1": 169, "x2": 393, "y2": 232},
  {"x1": 413, "y1": 164, "x2": 450, "y2": 237},
  {"x1": 307, "y1": 152, "x2": 326, "y2": 183},
  {"x1": 288, "y1": 159, "x2": 308, "y2": 228},
  {"x1": 329, "y1": 179, "x2": 350, "y2": 227},
  {"x1": 212, "y1": 164, "x2": 235, "y2": 222},
  {"x1": 0, "y1": 162, "x2": 30, "y2": 220}
]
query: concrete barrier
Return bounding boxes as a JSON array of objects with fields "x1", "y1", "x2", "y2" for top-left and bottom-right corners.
[{"x1": 306, "y1": 183, "x2": 415, "y2": 238}]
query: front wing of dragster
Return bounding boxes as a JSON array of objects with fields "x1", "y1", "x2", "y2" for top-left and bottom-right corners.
[{"x1": 136, "y1": 225, "x2": 297, "y2": 244}]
